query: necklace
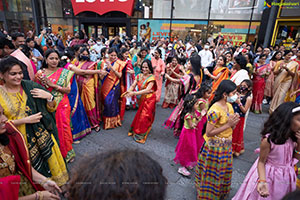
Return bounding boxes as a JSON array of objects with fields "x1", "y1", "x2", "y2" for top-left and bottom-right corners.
[{"x1": 0, "y1": 145, "x2": 15, "y2": 173}]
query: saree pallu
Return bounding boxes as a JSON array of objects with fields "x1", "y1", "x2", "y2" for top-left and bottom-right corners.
[
  {"x1": 232, "y1": 117, "x2": 245, "y2": 155},
  {"x1": 0, "y1": 81, "x2": 68, "y2": 185},
  {"x1": 76, "y1": 61, "x2": 101, "y2": 129},
  {"x1": 128, "y1": 74, "x2": 157, "y2": 144},
  {"x1": 68, "y1": 76, "x2": 92, "y2": 140},
  {"x1": 209, "y1": 67, "x2": 229, "y2": 102},
  {"x1": 195, "y1": 140, "x2": 232, "y2": 200},
  {"x1": 270, "y1": 61, "x2": 298, "y2": 113},
  {"x1": 162, "y1": 64, "x2": 182, "y2": 108},
  {"x1": 37, "y1": 68, "x2": 75, "y2": 162},
  {"x1": 120, "y1": 59, "x2": 131, "y2": 120},
  {"x1": 152, "y1": 57, "x2": 165, "y2": 102},
  {"x1": 100, "y1": 60, "x2": 126, "y2": 129}
]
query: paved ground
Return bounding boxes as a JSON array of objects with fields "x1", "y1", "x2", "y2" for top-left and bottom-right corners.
[{"x1": 68, "y1": 94, "x2": 270, "y2": 200}]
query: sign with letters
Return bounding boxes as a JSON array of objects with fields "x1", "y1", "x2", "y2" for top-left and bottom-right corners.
[{"x1": 71, "y1": 0, "x2": 135, "y2": 16}]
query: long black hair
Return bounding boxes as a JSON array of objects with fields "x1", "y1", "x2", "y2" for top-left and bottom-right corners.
[
  {"x1": 195, "y1": 83, "x2": 212, "y2": 99},
  {"x1": 180, "y1": 94, "x2": 198, "y2": 122},
  {"x1": 271, "y1": 51, "x2": 282, "y2": 61},
  {"x1": 190, "y1": 54, "x2": 202, "y2": 76},
  {"x1": 210, "y1": 80, "x2": 237, "y2": 106},
  {"x1": 141, "y1": 59, "x2": 153, "y2": 74},
  {"x1": 42, "y1": 49, "x2": 61, "y2": 68},
  {"x1": 234, "y1": 54, "x2": 247, "y2": 71},
  {"x1": 118, "y1": 48, "x2": 129, "y2": 60},
  {"x1": 261, "y1": 102, "x2": 299, "y2": 144}
]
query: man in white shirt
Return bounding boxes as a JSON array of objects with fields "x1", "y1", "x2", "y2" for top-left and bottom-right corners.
[
  {"x1": 198, "y1": 43, "x2": 213, "y2": 68},
  {"x1": 90, "y1": 38, "x2": 104, "y2": 59},
  {"x1": 186, "y1": 40, "x2": 198, "y2": 58}
]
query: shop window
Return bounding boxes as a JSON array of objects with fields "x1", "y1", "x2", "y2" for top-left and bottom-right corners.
[
  {"x1": 275, "y1": 24, "x2": 300, "y2": 48},
  {"x1": 4, "y1": 0, "x2": 32, "y2": 13}
]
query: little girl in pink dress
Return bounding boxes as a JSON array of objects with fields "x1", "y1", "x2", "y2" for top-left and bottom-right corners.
[{"x1": 233, "y1": 102, "x2": 300, "y2": 200}]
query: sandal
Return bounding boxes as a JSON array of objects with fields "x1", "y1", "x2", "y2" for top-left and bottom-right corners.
[
  {"x1": 178, "y1": 167, "x2": 190, "y2": 176},
  {"x1": 94, "y1": 126, "x2": 101, "y2": 132}
]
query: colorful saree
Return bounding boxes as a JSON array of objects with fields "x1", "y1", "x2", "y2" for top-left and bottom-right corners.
[
  {"x1": 151, "y1": 57, "x2": 166, "y2": 102},
  {"x1": 123, "y1": 59, "x2": 138, "y2": 110},
  {"x1": 264, "y1": 60, "x2": 277, "y2": 98},
  {"x1": 128, "y1": 74, "x2": 157, "y2": 144},
  {"x1": 209, "y1": 67, "x2": 229, "y2": 102},
  {"x1": 251, "y1": 63, "x2": 270, "y2": 113},
  {"x1": 99, "y1": 60, "x2": 126, "y2": 129},
  {"x1": 0, "y1": 81, "x2": 68, "y2": 186},
  {"x1": 162, "y1": 64, "x2": 182, "y2": 108},
  {"x1": 270, "y1": 60, "x2": 298, "y2": 113},
  {"x1": 75, "y1": 60, "x2": 101, "y2": 129},
  {"x1": 36, "y1": 68, "x2": 76, "y2": 162},
  {"x1": 64, "y1": 63, "x2": 92, "y2": 141}
]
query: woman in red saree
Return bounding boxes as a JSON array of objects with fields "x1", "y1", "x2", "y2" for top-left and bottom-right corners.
[
  {"x1": 204, "y1": 55, "x2": 229, "y2": 102},
  {"x1": 251, "y1": 54, "x2": 271, "y2": 114},
  {"x1": 73, "y1": 47, "x2": 101, "y2": 131},
  {"x1": 35, "y1": 49, "x2": 75, "y2": 163},
  {"x1": 0, "y1": 104, "x2": 61, "y2": 200},
  {"x1": 162, "y1": 56, "x2": 182, "y2": 108},
  {"x1": 99, "y1": 48, "x2": 126, "y2": 130},
  {"x1": 126, "y1": 60, "x2": 157, "y2": 144}
]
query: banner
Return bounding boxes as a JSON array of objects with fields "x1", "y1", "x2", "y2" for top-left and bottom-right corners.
[
  {"x1": 71, "y1": 0, "x2": 135, "y2": 16},
  {"x1": 138, "y1": 19, "x2": 207, "y2": 41},
  {"x1": 213, "y1": 33, "x2": 246, "y2": 46}
]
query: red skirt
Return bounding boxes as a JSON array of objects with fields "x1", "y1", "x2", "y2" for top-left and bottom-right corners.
[
  {"x1": 128, "y1": 94, "x2": 156, "y2": 144},
  {"x1": 232, "y1": 117, "x2": 245, "y2": 155}
]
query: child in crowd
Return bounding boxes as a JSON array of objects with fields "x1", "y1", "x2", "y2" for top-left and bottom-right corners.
[
  {"x1": 232, "y1": 79, "x2": 253, "y2": 156},
  {"x1": 195, "y1": 80, "x2": 240, "y2": 200},
  {"x1": 233, "y1": 102, "x2": 300, "y2": 200},
  {"x1": 174, "y1": 94, "x2": 200, "y2": 176},
  {"x1": 194, "y1": 84, "x2": 212, "y2": 153}
]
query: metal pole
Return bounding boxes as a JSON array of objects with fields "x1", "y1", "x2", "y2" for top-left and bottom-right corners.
[
  {"x1": 206, "y1": 0, "x2": 212, "y2": 41},
  {"x1": 169, "y1": 0, "x2": 174, "y2": 41},
  {"x1": 246, "y1": 0, "x2": 256, "y2": 42},
  {"x1": 263, "y1": 0, "x2": 279, "y2": 47},
  {"x1": 31, "y1": 0, "x2": 40, "y2": 35}
]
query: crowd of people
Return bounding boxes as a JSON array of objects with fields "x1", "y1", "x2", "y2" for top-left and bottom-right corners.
[{"x1": 1, "y1": 27, "x2": 300, "y2": 200}]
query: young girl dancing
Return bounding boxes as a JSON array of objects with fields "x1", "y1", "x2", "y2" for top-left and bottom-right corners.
[
  {"x1": 233, "y1": 102, "x2": 300, "y2": 200},
  {"x1": 232, "y1": 79, "x2": 253, "y2": 156},
  {"x1": 195, "y1": 80, "x2": 240, "y2": 200},
  {"x1": 174, "y1": 94, "x2": 200, "y2": 176},
  {"x1": 194, "y1": 84, "x2": 212, "y2": 153}
]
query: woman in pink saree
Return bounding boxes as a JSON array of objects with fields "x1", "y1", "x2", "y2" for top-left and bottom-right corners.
[
  {"x1": 151, "y1": 48, "x2": 165, "y2": 102},
  {"x1": 35, "y1": 49, "x2": 75, "y2": 163}
]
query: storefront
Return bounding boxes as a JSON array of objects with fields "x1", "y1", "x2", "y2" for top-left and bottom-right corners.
[
  {"x1": 0, "y1": 0, "x2": 265, "y2": 43},
  {"x1": 271, "y1": 0, "x2": 300, "y2": 48}
]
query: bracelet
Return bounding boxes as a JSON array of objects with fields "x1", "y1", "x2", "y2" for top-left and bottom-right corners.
[
  {"x1": 56, "y1": 86, "x2": 62, "y2": 91},
  {"x1": 47, "y1": 95, "x2": 54, "y2": 102},
  {"x1": 258, "y1": 179, "x2": 267, "y2": 183},
  {"x1": 39, "y1": 191, "x2": 43, "y2": 200},
  {"x1": 238, "y1": 103, "x2": 243, "y2": 107},
  {"x1": 40, "y1": 178, "x2": 50, "y2": 187},
  {"x1": 35, "y1": 192, "x2": 39, "y2": 200},
  {"x1": 295, "y1": 149, "x2": 300, "y2": 155}
]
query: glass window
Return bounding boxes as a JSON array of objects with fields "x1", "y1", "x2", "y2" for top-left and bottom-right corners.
[
  {"x1": 44, "y1": 0, "x2": 63, "y2": 17},
  {"x1": 4, "y1": 0, "x2": 32, "y2": 13},
  {"x1": 210, "y1": 0, "x2": 264, "y2": 20},
  {"x1": 48, "y1": 18, "x2": 74, "y2": 40}
]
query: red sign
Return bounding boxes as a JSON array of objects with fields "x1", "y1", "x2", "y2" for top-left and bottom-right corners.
[{"x1": 71, "y1": 0, "x2": 135, "y2": 16}]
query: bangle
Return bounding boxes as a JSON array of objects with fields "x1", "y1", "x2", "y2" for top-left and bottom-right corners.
[
  {"x1": 295, "y1": 149, "x2": 300, "y2": 155},
  {"x1": 258, "y1": 179, "x2": 267, "y2": 183},
  {"x1": 39, "y1": 191, "x2": 43, "y2": 200},
  {"x1": 35, "y1": 192, "x2": 39, "y2": 200},
  {"x1": 238, "y1": 103, "x2": 243, "y2": 107},
  {"x1": 56, "y1": 86, "x2": 62, "y2": 91}
]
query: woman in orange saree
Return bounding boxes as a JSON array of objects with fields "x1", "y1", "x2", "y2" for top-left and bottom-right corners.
[
  {"x1": 126, "y1": 60, "x2": 157, "y2": 144},
  {"x1": 73, "y1": 47, "x2": 101, "y2": 131},
  {"x1": 99, "y1": 48, "x2": 126, "y2": 130},
  {"x1": 35, "y1": 49, "x2": 75, "y2": 163},
  {"x1": 204, "y1": 55, "x2": 229, "y2": 102}
]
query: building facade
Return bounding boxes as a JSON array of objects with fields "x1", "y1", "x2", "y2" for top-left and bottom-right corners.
[{"x1": 1, "y1": 0, "x2": 297, "y2": 47}]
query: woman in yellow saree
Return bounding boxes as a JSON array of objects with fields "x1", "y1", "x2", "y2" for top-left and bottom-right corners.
[
  {"x1": 0, "y1": 56, "x2": 68, "y2": 186},
  {"x1": 204, "y1": 55, "x2": 229, "y2": 102},
  {"x1": 98, "y1": 48, "x2": 126, "y2": 129},
  {"x1": 73, "y1": 47, "x2": 102, "y2": 131},
  {"x1": 270, "y1": 50, "x2": 298, "y2": 113}
]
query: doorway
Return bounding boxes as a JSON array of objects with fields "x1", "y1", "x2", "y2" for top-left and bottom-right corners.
[{"x1": 84, "y1": 23, "x2": 127, "y2": 40}]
